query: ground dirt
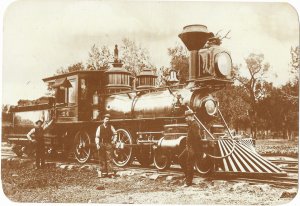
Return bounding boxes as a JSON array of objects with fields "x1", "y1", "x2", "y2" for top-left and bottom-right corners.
[
  {"x1": 1, "y1": 164, "x2": 297, "y2": 204},
  {"x1": 1, "y1": 139, "x2": 298, "y2": 204}
]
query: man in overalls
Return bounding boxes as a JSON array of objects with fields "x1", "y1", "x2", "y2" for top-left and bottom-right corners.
[
  {"x1": 184, "y1": 109, "x2": 202, "y2": 186},
  {"x1": 95, "y1": 114, "x2": 117, "y2": 178},
  {"x1": 27, "y1": 119, "x2": 54, "y2": 169}
]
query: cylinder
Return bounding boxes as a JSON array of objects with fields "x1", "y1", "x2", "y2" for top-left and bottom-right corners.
[{"x1": 158, "y1": 137, "x2": 180, "y2": 148}]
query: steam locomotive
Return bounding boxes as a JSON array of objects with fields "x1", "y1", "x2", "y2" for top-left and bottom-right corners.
[{"x1": 6, "y1": 25, "x2": 286, "y2": 176}]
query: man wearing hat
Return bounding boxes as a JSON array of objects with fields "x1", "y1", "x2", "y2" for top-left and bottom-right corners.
[
  {"x1": 26, "y1": 118, "x2": 54, "y2": 169},
  {"x1": 184, "y1": 109, "x2": 202, "y2": 186},
  {"x1": 95, "y1": 114, "x2": 118, "y2": 178}
]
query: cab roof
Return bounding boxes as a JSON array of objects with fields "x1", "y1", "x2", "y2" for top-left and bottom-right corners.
[{"x1": 42, "y1": 70, "x2": 105, "y2": 82}]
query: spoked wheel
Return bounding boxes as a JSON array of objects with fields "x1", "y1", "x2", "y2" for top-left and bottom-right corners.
[
  {"x1": 112, "y1": 129, "x2": 133, "y2": 167},
  {"x1": 154, "y1": 149, "x2": 171, "y2": 170},
  {"x1": 194, "y1": 153, "x2": 212, "y2": 175},
  {"x1": 74, "y1": 130, "x2": 91, "y2": 164}
]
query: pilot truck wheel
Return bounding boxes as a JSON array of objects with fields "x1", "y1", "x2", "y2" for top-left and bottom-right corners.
[{"x1": 154, "y1": 149, "x2": 171, "y2": 170}]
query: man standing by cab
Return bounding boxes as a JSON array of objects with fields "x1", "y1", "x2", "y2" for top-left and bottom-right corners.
[
  {"x1": 27, "y1": 118, "x2": 54, "y2": 169},
  {"x1": 184, "y1": 109, "x2": 202, "y2": 186},
  {"x1": 95, "y1": 114, "x2": 118, "y2": 178}
]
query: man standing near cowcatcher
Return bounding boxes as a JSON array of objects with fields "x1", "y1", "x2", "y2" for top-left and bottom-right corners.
[
  {"x1": 95, "y1": 114, "x2": 118, "y2": 178},
  {"x1": 183, "y1": 109, "x2": 203, "y2": 186},
  {"x1": 27, "y1": 118, "x2": 54, "y2": 169}
]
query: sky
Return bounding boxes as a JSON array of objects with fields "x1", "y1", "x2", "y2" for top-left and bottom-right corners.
[{"x1": 2, "y1": 0, "x2": 299, "y2": 105}]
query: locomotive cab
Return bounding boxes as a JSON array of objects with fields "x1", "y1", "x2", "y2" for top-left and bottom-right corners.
[{"x1": 43, "y1": 70, "x2": 105, "y2": 122}]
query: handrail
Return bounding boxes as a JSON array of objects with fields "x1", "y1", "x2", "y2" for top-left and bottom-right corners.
[
  {"x1": 55, "y1": 104, "x2": 77, "y2": 109},
  {"x1": 185, "y1": 106, "x2": 236, "y2": 159},
  {"x1": 186, "y1": 106, "x2": 215, "y2": 140},
  {"x1": 136, "y1": 131, "x2": 163, "y2": 135}
]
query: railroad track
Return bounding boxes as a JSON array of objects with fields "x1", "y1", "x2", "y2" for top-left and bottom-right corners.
[
  {"x1": 2, "y1": 142, "x2": 298, "y2": 188},
  {"x1": 269, "y1": 160, "x2": 298, "y2": 165},
  {"x1": 125, "y1": 163, "x2": 298, "y2": 188},
  {"x1": 268, "y1": 159, "x2": 298, "y2": 174},
  {"x1": 51, "y1": 158, "x2": 299, "y2": 188}
]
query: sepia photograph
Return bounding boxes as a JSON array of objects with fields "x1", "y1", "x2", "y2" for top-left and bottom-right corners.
[{"x1": 1, "y1": 0, "x2": 299, "y2": 205}]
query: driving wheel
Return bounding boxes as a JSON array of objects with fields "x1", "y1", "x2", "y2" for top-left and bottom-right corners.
[
  {"x1": 74, "y1": 130, "x2": 91, "y2": 163},
  {"x1": 112, "y1": 128, "x2": 133, "y2": 167}
]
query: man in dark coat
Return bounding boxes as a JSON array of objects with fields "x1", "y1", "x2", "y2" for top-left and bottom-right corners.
[
  {"x1": 27, "y1": 119, "x2": 54, "y2": 169},
  {"x1": 184, "y1": 109, "x2": 202, "y2": 186},
  {"x1": 95, "y1": 114, "x2": 117, "y2": 178}
]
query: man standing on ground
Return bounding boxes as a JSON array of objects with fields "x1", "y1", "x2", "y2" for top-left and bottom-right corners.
[
  {"x1": 95, "y1": 114, "x2": 118, "y2": 178},
  {"x1": 184, "y1": 109, "x2": 202, "y2": 186},
  {"x1": 27, "y1": 118, "x2": 54, "y2": 169}
]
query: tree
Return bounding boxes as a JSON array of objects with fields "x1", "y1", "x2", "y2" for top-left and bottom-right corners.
[
  {"x1": 167, "y1": 45, "x2": 189, "y2": 84},
  {"x1": 233, "y1": 53, "x2": 270, "y2": 138},
  {"x1": 120, "y1": 38, "x2": 153, "y2": 77},
  {"x1": 289, "y1": 46, "x2": 299, "y2": 84},
  {"x1": 155, "y1": 66, "x2": 169, "y2": 87},
  {"x1": 256, "y1": 84, "x2": 284, "y2": 136},
  {"x1": 54, "y1": 62, "x2": 85, "y2": 75},
  {"x1": 67, "y1": 62, "x2": 85, "y2": 73},
  {"x1": 255, "y1": 82, "x2": 298, "y2": 140},
  {"x1": 86, "y1": 44, "x2": 112, "y2": 70},
  {"x1": 55, "y1": 66, "x2": 67, "y2": 75},
  {"x1": 214, "y1": 85, "x2": 251, "y2": 132},
  {"x1": 279, "y1": 46, "x2": 299, "y2": 140},
  {"x1": 281, "y1": 46, "x2": 299, "y2": 104},
  {"x1": 281, "y1": 84, "x2": 299, "y2": 140}
]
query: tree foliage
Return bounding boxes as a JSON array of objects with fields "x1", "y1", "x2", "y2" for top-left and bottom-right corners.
[
  {"x1": 155, "y1": 66, "x2": 170, "y2": 86},
  {"x1": 233, "y1": 53, "x2": 270, "y2": 104},
  {"x1": 54, "y1": 39, "x2": 153, "y2": 76},
  {"x1": 120, "y1": 38, "x2": 153, "y2": 77},
  {"x1": 167, "y1": 45, "x2": 189, "y2": 84},
  {"x1": 55, "y1": 62, "x2": 85, "y2": 75},
  {"x1": 233, "y1": 53, "x2": 270, "y2": 138},
  {"x1": 68, "y1": 62, "x2": 85, "y2": 72},
  {"x1": 289, "y1": 46, "x2": 299, "y2": 84},
  {"x1": 214, "y1": 85, "x2": 250, "y2": 131},
  {"x1": 281, "y1": 46, "x2": 299, "y2": 105},
  {"x1": 86, "y1": 45, "x2": 112, "y2": 70}
]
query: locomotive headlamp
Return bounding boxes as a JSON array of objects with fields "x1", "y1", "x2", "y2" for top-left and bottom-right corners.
[
  {"x1": 204, "y1": 99, "x2": 218, "y2": 116},
  {"x1": 215, "y1": 52, "x2": 232, "y2": 77}
]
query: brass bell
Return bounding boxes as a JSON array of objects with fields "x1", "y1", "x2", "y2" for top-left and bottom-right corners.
[{"x1": 167, "y1": 69, "x2": 179, "y2": 84}]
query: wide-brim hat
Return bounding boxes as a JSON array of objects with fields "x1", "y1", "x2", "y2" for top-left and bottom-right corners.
[
  {"x1": 103, "y1": 114, "x2": 111, "y2": 118},
  {"x1": 184, "y1": 110, "x2": 195, "y2": 117},
  {"x1": 35, "y1": 120, "x2": 44, "y2": 125}
]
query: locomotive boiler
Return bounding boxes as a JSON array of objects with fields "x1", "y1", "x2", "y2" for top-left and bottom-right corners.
[{"x1": 6, "y1": 24, "x2": 286, "y2": 177}]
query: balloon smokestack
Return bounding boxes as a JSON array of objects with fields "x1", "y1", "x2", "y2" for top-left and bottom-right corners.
[{"x1": 179, "y1": 25, "x2": 213, "y2": 81}]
